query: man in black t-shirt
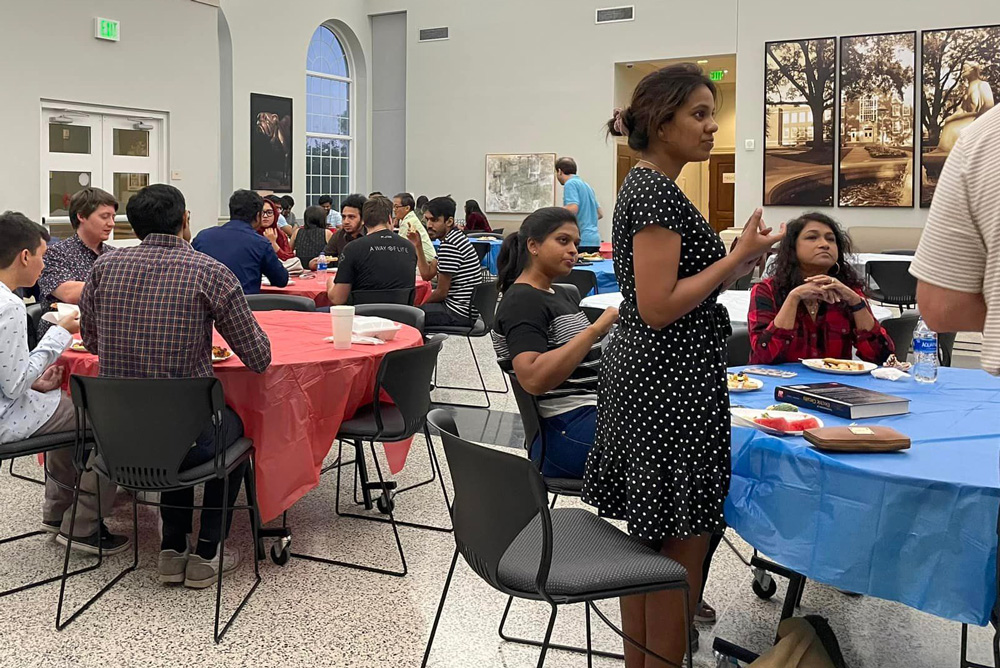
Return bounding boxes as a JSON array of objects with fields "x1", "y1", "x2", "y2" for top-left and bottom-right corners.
[{"x1": 326, "y1": 196, "x2": 416, "y2": 306}]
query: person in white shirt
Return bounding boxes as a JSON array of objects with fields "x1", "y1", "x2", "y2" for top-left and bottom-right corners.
[
  {"x1": 0, "y1": 211, "x2": 128, "y2": 554},
  {"x1": 319, "y1": 195, "x2": 343, "y2": 228}
]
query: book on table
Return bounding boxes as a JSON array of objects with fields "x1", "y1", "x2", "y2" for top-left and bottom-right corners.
[{"x1": 774, "y1": 382, "x2": 910, "y2": 419}]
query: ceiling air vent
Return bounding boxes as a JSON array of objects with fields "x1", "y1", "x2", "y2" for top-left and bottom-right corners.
[
  {"x1": 595, "y1": 6, "x2": 634, "y2": 24},
  {"x1": 419, "y1": 27, "x2": 449, "y2": 42}
]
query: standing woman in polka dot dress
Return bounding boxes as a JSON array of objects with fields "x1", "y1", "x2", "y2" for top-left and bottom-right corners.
[{"x1": 582, "y1": 63, "x2": 783, "y2": 666}]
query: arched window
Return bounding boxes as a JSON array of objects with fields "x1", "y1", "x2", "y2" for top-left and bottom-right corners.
[{"x1": 306, "y1": 25, "x2": 351, "y2": 208}]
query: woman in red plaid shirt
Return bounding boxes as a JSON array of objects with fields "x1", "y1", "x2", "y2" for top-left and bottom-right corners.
[{"x1": 748, "y1": 213, "x2": 894, "y2": 365}]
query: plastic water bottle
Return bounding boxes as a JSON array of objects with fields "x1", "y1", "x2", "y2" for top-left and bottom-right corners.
[
  {"x1": 912, "y1": 317, "x2": 939, "y2": 383},
  {"x1": 317, "y1": 252, "x2": 328, "y2": 273}
]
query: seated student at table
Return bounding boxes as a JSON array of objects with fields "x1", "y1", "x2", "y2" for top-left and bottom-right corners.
[
  {"x1": 82, "y1": 184, "x2": 272, "y2": 588},
  {"x1": 394, "y1": 192, "x2": 436, "y2": 262},
  {"x1": 292, "y1": 205, "x2": 333, "y2": 268},
  {"x1": 37, "y1": 187, "x2": 117, "y2": 338},
  {"x1": 412, "y1": 196, "x2": 482, "y2": 328},
  {"x1": 748, "y1": 212, "x2": 894, "y2": 365},
  {"x1": 318, "y1": 195, "x2": 342, "y2": 229},
  {"x1": 0, "y1": 211, "x2": 128, "y2": 554},
  {"x1": 258, "y1": 198, "x2": 295, "y2": 263},
  {"x1": 306, "y1": 194, "x2": 367, "y2": 270},
  {"x1": 192, "y1": 189, "x2": 288, "y2": 295},
  {"x1": 492, "y1": 207, "x2": 618, "y2": 478},
  {"x1": 280, "y1": 195, "x2": 297, "y2": 228},
  {"x1": 463, "y1": 199, "x2": 492, "y2": 232},
  {"x1": 326, "y1": 196, "x2": 416, "y2": 306}
]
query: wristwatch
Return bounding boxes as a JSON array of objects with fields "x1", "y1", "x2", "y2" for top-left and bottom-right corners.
[{"x1": 848, "y1": 300, "x2": 867, "y2": 312}]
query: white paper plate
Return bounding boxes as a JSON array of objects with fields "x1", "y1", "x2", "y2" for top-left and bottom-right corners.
[
  {"x1": 730, "y1": 407, "x2": 824, "y2": 436},
  {"x1": 727, "y1": 376, "x2": 763, "y2": 393},
  {"x1": 211, "y1": 350, "x2": 233, "y2": 363},
  {"x1": 41, "y1": 312, "x2": 59, "y2": 325},
  {"x1": 801, "y1": 359, "x2": 877, "y2": 375}
]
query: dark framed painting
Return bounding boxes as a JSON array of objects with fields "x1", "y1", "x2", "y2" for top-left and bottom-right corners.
[
  {"x1": 763, "y1": 37, "x2": 837, "y2": 207},
  {"x1": 250, "y1": 93, "x2": 293, "y2": 192},
  {"x1": 920, "y1": 24, "x2": 1000, "y2": 207},
  {"x1": 838, "y1": 31, "x2": 916, "y2": 207}
]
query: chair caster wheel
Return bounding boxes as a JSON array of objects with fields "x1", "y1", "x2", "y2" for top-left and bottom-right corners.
[
  {"x1": 752, "y1": 570, "x2": 777, "y2": 599},
  {"x1": 270, "y1": 540, "x2": 291, "y2": 566},
  {"x1": 376, "y1": 495, "x2": 395, "y2": 515}
]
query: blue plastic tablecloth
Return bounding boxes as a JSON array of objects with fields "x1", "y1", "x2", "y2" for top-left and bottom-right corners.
[
  {"x1": 573, "y1": 259, "x2": 618, "y2": 294},
  {"x1": 725, "y1": 365, "x2": 1000, "y2": 625},
  {"x1": 469, "y1": 238, "x2": 502, "y2": 275}
]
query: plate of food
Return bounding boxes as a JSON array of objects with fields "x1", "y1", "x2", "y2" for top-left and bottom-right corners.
[
  {"x1": 727, "y1": 372, "x2": 763, "y2": 393},
  {"x1": 882, "y1": 354, "x2": 912, "y2": 372},
  {"x1": 68, "y1": 340, "x2": 88, "y2": 353},
  {"x1": 211, "y1": 345, "x2": 234, "y2": 363},
  {"x1": 731, "y1": 405, "x2": 823, "y2": 436},
  {"x1": 578, "y1": 252, "x2": 604, "y2": 262},
  {"x1": 802, "y1": 358, "x2": 877, "y2": 375}
]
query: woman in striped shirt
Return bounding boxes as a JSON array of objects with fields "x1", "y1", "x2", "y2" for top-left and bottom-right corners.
[{"x1": 492, "y1": 207, "x2": 618, "y2": 478}]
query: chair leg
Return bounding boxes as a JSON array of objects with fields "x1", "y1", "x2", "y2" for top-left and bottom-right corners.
[
  {"x1": 431, "y1": 335, "x2": 509, "y2": 408},
  {"x1": 213, "y1": 467, "x2": 263, "y2": 644},
  {"x1": 498, "y1": 596, "x2": 624, "y2": 661},
  {"x1": 536, "y1": 604, "x2": 559, "y2": 668},
  {"x1": 549, "y1": 494, "x2": 559, "y2": 509},
  {"x1": 421, "y1": 548, "x2": 460, "y2": 667},
  {"x1": 585, "y1": 601, "x2": 594, "y2": 668},
  {"x1": 8, "y1": 456, "x2": 45, "y2": 486}
]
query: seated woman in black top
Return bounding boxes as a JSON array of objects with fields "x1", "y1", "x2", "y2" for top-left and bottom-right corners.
[
  {"x1": 492, "y1": 207, "x2": 618, "y2": 478},
  {"x1": 291, "y1": 205, "x2": 333, "y2": 267}
]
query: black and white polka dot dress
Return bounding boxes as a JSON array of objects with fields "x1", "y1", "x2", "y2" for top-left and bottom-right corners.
[{"x1": 583, "y1": 167, "x2": 731, "y2": 542}]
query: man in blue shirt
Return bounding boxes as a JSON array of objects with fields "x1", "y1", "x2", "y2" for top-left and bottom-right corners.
[
  {"x1": 192, "y1": 190, "x2": 289, "y2": 294},
  {"x1": 556, "y1": 157, "x2": 604, "y2": 253}
]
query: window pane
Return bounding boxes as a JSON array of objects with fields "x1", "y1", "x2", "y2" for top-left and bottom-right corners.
[
  {"x1": 49, "y1": 171, "x2": 91, "y2": 216},
  {"x1": 112, "y1": 172, "x2": 149, "y2": 210},
  {"x1": 307, "y1": 26, "x2": 349, "y2": 78},
  {"x1": 113, "y1": 129, "x2": 149, "y2": 156},
  {"x1": 49, "y1": 124, "x2": 91, "y2": 154}
]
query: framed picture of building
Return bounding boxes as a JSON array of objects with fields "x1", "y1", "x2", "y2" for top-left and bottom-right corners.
[
  {"x1": 250, "y1": 93, "x2": 293, "y2": 192},
  {"x1": 763, "y1": 37, "x2": 837, "y2": 207},
  {"x1": 838, "y1": 31, "x2": 916, "y2": 207},
  {"x1": 920, "y1": 24, "x2": 1000, "y2": 207}
]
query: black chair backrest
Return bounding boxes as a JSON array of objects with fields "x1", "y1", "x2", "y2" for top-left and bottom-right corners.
[
  {"x1": 552, "y1": 283, "x2": 581, "y2": 306},
  {"x1": 473, "y1": 242, "x2": 491, "y2": 265},
  {"x1": 354, "y1": 304, "x2": 425, "y2": 334},
  {"x1": 727, "y1": 326, "x2": 752, "y2": 367},
  {"x1": 69, "y1": 376, "x2": 224, "y2": 490},
  {"x1": 732, "y1": 273, "x2": 753, "y2": 291},
  {"x1": 373, "y1": 336, "x2": 444, "y2": 438},
  {"x1": 865, "y1": 261, "x2": 916, "y2": 307},
  {"x1": 555, "y1": 269, "x2": 598, "y2": 299},
  {"x1": 427, "y1": 408, "x2": 551, "y2": 592},
  {"x1": 504, "y1": 370, "x2": 542, "y2": 453},
  {"x1": 471, "y1": 282, "x2": 499, "y2": 328},
  {"x1": 938, "y1": 331, "x2": 956, "y2": 367},
  {"x1": 25, "y1": 304, "x2": 44, "y2": 350},
  {"x1": 492, "y1": 228, "x2": 504, "y2": 235},
  {"x1": 881, "y1": 249, "x2": 916, "y2": 256},
  {"x1": 880, "y1": 312, "x2": 919, "y2": 363},
  {"x1": 350, "y1": 288, "x2": 415, "y2": 306},
  {"x1": 245, "y1": 294, "x2": 316, "y2": 312}
]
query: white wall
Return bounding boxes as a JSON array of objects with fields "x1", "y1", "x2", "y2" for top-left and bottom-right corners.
[
  {"x1": 219, "y1": 0, "x2": 371, "y2": 217},
  {"x1": 735, "y1": 0, "x2": 1000, "y2": 230},
  {"x1": 366, "y1": 0, "x2": 738, "y2": 238},
  {"x1": 0, "y1": 0, "x2": 220, "y2": 233}
]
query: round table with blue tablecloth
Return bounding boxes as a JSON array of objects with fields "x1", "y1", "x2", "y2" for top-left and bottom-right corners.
[
  {"x1": 725, "y1": 365, "x2": 1000, "y2": 626},
  {"x1": 469, "y1": 238, "x2": 503, "y2": 275}
]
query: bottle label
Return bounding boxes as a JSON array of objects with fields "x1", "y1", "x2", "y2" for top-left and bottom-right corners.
[{"x1": 913, "y1": 338, "x2": 938, "y2": 355}]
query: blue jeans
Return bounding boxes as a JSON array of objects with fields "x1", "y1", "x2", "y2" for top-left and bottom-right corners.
[{"x1": 529, "y1": 405, "x2": 596, "y2": 479}]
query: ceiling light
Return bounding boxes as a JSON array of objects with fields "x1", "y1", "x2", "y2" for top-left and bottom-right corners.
[{"x1": 697, "y1": 59, "x2": 709, "y2": 64}]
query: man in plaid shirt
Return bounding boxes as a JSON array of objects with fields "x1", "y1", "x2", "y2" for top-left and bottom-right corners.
[{"x1": 81, "y1": 184, "x2": 271, "y2": 589}]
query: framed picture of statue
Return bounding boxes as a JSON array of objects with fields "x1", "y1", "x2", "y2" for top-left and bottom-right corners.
[
  {"x1": 838, "y1": 31, "x2": 916, "y2": 207},
  {"x1": 762, "y1": 37, "x2": 837, "y2": 206},
  {"x1": 920, "y1": 24, "x2": 1000, "y2": 207},
  {"x1": 250, "y1": 93, "x2": 293, "y2": 192}
]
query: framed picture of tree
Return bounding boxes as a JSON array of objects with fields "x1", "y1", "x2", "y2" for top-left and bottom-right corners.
[
  {"x1": 763, "y1": 37, "x2": 837, "y2": 206},
  {"x1": 920, "y1": 24, "x2": 1000, "y2": 207},
  {"x1": 838, "y1": 31, "x2": 916, "y2": 208}
]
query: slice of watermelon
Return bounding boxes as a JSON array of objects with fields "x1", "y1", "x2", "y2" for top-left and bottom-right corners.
[
  {"x1": 753, "y1": 416, "x2": 791, "y2": 431},
  {"x1": 788, "y1": 417, "x2": 820, "y2": 432}
]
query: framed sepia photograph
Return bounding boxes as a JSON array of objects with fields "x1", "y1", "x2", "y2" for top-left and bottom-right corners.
[
  {"x1": 920, "y1": 24, "x2": 1000, "y2": 207},
  {"x1": 484, "y1": 153, "x2": 556, "y2": 213},
  {"x1": 838, "y1": 31, "x2": 916, "y2": 207},
  {"x1": 251, "y1": 93, "x2": 293, "y2": 192},
  {"x1": 763, "y1": 37, "x2": 837, "y2": 207}
]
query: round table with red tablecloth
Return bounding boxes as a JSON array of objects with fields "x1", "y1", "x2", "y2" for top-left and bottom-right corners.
[
  {"x1": 260, "y1": 272, "x2": 431, "y2": 308},
  {"x1": 57, "y1": 311, "x2": 423, "y2": 522}
]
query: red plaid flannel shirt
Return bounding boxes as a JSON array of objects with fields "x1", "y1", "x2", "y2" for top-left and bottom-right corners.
[
  {"x1": 81, "y1": 234, "x2": 271, "y2": 378},
  {"x1": 747, "y1": 277, "x2": 894, "y2": 365}
]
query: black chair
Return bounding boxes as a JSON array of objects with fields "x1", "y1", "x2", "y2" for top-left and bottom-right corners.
[
  {"x1": 354, "y1": 304, "x2": 425, "y2": 334},
  {"x1": 732, "y1": 273, "x2": 753, "y2": 291},
  {"x1": 350, "y1": 288, "x2": 416, "y2": 306},
  {"x1": 426, "y1": 282, "x2": 509, "y2": 408},
  {"x1": 0, "y1": 432, "x2": 102, "y2": 598},
  {"x1": 245, "y1": 294, "x2": 316, "y2": 312},
  {"x1": 727, "y1": 327, "x2": 752, "y2": 367},
  {"x1": 25, "y1": 303, "x2": 44, "y2": 350},
  {"x1": 552, "y1": 283, "x2": 581, "y2": 306},
  {"x1": 283, "y1": 336, "x2": 451, "y2": 577},
  {"x1": 865, "y1": 261, "x2": 916, "y2": 310},
  {"x1": 493, "y1": 228, "x2": 505, "y2": 235},
  {"x1": 938, "y1": 332, "x2": 957, "y2": 368},
  {"x1": 555, "y1": 269, "x2": 598, "y2": 299},
  {"x1": 472, "y1": 242, "x2": 493, "y2": 282},
  {"x1": 422, "y1": 409, "x2": 693, "y2": 668},
  {"x1": 59, "y1": 377, "x2": 262, "y2": 643},
  {"x1": 880, "y1": 312, "x2": 919, "y2": 363}
]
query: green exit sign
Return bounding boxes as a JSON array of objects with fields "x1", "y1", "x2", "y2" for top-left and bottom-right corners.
[
  {"x1": 95, "y1": 17, "x2": 120, "y2": 42},
  {"x1": 710, "y1": 70, "x2": 726, "y2": 82}
]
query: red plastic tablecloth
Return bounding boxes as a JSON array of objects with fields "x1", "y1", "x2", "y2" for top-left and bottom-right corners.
[
  {"x1": 260, "y1": 273, "x2": 431, "y2": 308},
  {"x1": 57, "y1": 311, "x2": 424, "y2": 522}
]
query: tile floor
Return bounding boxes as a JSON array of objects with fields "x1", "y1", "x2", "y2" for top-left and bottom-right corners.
[{"x1": 0, "y1": 334, "x2": 994, "y2": 667}]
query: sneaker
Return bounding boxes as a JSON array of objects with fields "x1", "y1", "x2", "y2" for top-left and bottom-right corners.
[
  {"x1": 184, "y1": 545, "x2": 241, "y2": 589},
  {"x1": 41, "y1": 519, "x2": 62, "y2": 534},
  {"x1": 158, "y1": 547, "x2": 190, "y2": 584},
  {"x1": 56, "y1": 523, "x2": 130, "y2": 556},
  {"x1": 694, "y1": 600, "x2": 717, "y2": 624}
]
